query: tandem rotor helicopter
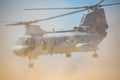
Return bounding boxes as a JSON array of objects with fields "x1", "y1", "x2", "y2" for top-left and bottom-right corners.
[{"x1": 5, "y1": 0, "x2": 120, "y2": 67}]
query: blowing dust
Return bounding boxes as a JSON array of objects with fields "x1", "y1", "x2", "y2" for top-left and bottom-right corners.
[{"x1": 0, "y1": 4, "x2": 120, "y2": 80}]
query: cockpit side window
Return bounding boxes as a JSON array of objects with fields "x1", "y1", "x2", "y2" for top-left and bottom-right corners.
[{"x1": 16, "y1": 37, "x2": 23, "y2": 45}]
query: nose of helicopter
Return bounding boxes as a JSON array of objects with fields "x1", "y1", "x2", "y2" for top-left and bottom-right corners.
[{"x1": 12, "y1": 46, "x2": 28, "y2": 57}]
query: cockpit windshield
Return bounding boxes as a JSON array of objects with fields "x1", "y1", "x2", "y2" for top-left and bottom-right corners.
[{"x1": 16, "y1": 35, "x2": 35, "y2": 47}]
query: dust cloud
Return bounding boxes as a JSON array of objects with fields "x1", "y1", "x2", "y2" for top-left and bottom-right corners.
[{"x1": 0, "y1": 5, "x2": 120, "y2": 80}]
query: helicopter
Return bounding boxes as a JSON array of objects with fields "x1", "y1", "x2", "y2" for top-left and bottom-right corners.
[{"x1": 6, "y1": 0, "x2": 120, "y2": 68}]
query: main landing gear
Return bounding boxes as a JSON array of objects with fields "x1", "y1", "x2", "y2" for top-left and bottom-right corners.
[
  {"x1": 28, "y1": 56, "x2": 34, "y2": 68},
  {"x1": 29, "y1": 61, "x2": 34, "y2": 68},
  {"x1": 66, "y1": 53, "x2": 71, "y2": 58},
  {"x1": 65, "y1": 52, "x2": 98, "y2": 58},
  {"x1": 92, "y1": 51, "x2": 99, "y2": 58}
]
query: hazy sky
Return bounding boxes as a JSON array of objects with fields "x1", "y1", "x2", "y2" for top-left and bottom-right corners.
[{"x1": 0, "y1": 0, "x2": 120, "y2": 80}]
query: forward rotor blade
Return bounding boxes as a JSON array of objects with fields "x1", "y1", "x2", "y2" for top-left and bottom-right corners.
[
  {"x1": 5, "y1": 21, "x2": 35, "y2": 26},
  {"x1": 24, "y1": 0, "x2": 104, "y2": 11},
  {"x1": 96, "y1": 0, "x2": 104, "y2": 5},
  {"x1": 6, "y1": 9, "x2": 86, "y2": 26},
  {"x1": 101, "y1": 3, "x2": 120, "y2": 7},
  {"x1": 24, "y1": 7, "x2": 87, "y2": 10},
  {"x1": 0, "y1": 21, "x2": 11, "y2": 23},
  {"x1": 34, "y1": 9, "x2": 86, "y2": 22},
  {"x1": 5, "y1": 22, "x2": 24, "y2": 26}
]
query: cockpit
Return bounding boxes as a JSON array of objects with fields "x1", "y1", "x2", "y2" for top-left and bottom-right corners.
[
  {"x1": 16, "y1": 35, "x2": 35, "y2": 47},
  {"x1": 13, "y1": 35, "x2": 35, "y2": 57}
]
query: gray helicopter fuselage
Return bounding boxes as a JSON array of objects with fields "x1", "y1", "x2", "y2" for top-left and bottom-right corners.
[
  {"x1": 13, "y1": 31, "x2": 97, "y2": 58},
  {"x1": 13, "y1": 8, "x2": 108, "y2": 59}
]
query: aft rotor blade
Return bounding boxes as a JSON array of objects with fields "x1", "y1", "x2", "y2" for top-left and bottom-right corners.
[
  {"x1": 24, "y1": 7, "x2": 87, "y2": 10},
  {"x1": 24, "y1": 0, "x2": 104, "y2": 11},
  {"x1": 101, "y1": 3, "x2": 120, "y2": 7},
  {"x1": 35, "y1": 9, "x2": 86, "y2": 22},
  {"x1": 96, "y1": 0, "x2": 104, "y2": 5}
]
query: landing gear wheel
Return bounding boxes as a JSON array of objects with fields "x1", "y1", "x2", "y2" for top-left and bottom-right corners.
[
  {"x1": 28, "y1": 56, "x2": 34, "y2": 68},
  {"x1": 66, "y1": 53, "x2": 71, "y2": 58},
  {"x1": 29, "y1": 62, "x2": 34, "y2": 68},
  {"x1": 92, "y1": 53, "x2": 98, "y2": 58}
]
